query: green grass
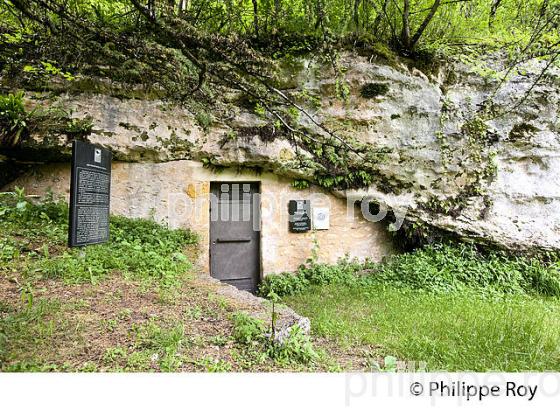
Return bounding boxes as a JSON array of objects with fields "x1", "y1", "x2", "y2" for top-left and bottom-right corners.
[
  {"x1": 255, "y1": 215, "x2": 560, "y2": 372},
  {"x1": 0, "y1": 298, "x2": 69, "y2": 371},
  {"x1": 284, "y1": 284, "x2": 560, "y2": 371},
  {"x1": 6, "y1": 191, "x2": 560, "y2": 372},
  {"x1": 0, "y1": 190, "x2": 197, "y2": 288},
  {"x1": 0, "y1": 191, "x2": 200, "y2": 371},
  {"x1": 270, "y1": 243, "x2": 560, "y2": 371},
  {"x1": 0, "y1": 191, "x2": 332, "y2": 372},
  {"x1": 96, "y1": 319, "x2": 189, "y2": 372}
]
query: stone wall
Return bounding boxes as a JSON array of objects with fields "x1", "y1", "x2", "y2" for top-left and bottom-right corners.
[{"x1": 7, "y1": 160, "x2": 394, "y2": 275}]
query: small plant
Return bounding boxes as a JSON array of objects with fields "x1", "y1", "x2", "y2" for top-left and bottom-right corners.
[
  {"x1": 196, "y1": 357, "x2": 232, "y2": 372},
  {"x1": 102, "y1": 346, "x2": 128, "y2": 365},
  {"x1": 309, "y1": 233, "x2": 320, "y2": 265},
  {"x1": 232, "y1": 312, "x2": 266, "y2": 345},
  {"x1": 195, "y1": 111, "x2": 212, "y2": 131},
  {"x1": 267, "y1": 325, "x2": 318, "y2": 365},
  {"x1": 258, "y1": 259, "x2": 360, "y2": 297},
  {"x1": 64, "y1": 116, "x2": 94, "y2": 137},
  {"x1": 117, "y1": 308, "x2": 132, "y2": 321},
  {"x1": 291, "y1": 179, "x2": 310, "y2": 190},
  {"x1": 254, "y1": 102, "x2": 267, "y2": 118},
  {"x1": 200, "y1": 155, "x2": 226, "y2": 173},
  {"x1": 462, "y1": 116, "x2": 488, "y2": 144},
  {"x1": 259, "y1": 271, "x2": 310, "y2": 297},
  {"x1": 80, "y1": 362, "x2": 99, "y2": 372},
  {"x1": 335, "y1": 78, "x2": 350, "y2": 101},
  {"x1": 19, "y1": 282, "x2": 34, "y2": 309},
  {"x1": 0, "y1": 92, "x2": 28, "y2": 147},
  {"x1": 219, "y1": 130, "x2": 238, "y2": 147},
  {"x1": 372, "y1": 355, "x2": 398, "y2": 372},
  {"x1": 133, "y1": 319, "x2": 185, "y2": 372},
  {"x1": 231, "y1": 309, "x2": 318, "y2": 366},
  {"x1": 102, "y1": 318, "x2": 118, "y2": 332},
  {"x1": 210, "y1": 335, "x2": 228, "y2": 347},
  {"x1": 185, "y1": 306, "x2": 203, "y2": 320},
  {"x1": 0, "y1": 238, "x2": 19, "y2": 261}
]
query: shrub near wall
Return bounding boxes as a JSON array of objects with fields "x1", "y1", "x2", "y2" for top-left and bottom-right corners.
[
  {"x1": 259, "y1": 244, "x2": 560, "y2": 297},
  {"x1": 0, "y1": 191, "x2": 197, "y2": 287}
]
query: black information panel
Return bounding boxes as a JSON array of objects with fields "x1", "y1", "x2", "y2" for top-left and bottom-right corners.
[
  {"x1": 68, "y1": 140, "x2": 112, "y2": 247},
  {"x1": 288, "y1": 200, "x2": 311, "y2": 233}
]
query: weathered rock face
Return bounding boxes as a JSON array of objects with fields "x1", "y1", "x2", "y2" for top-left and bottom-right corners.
[{"x1": 2, "y1": 52, "x2": 559, "y2": 251}]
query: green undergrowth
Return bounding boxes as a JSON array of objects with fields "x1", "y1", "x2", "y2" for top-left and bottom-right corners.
[
  {"x1": 259, "y1": 243, "x2": 560, "y2": 298},
  {"x1": 0, "y1": 92, "x2": 28, "y2": 147},
  {"x1": 0, "y1": 299, "x2": 66, "y2": 371},
  {"x1": 0, "y1": 189, "x2": 197, "y2": 288},
  {"x1": 273, "y1": 242, "x2": 560, "y2": 371}
]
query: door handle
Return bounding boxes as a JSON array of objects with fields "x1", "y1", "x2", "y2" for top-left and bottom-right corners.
[{"x1": 216, "y1": 238, "x2": 251, "y2": 243}]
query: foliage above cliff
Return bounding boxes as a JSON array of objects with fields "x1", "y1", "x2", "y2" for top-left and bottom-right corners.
[{"x1": 2, "y1": 1, "x2": 558, "y2": 61}]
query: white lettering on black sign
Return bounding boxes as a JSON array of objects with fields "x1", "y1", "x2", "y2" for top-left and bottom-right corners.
[
  {"x1": 288, "y1": 200, "x2": 311, "y2": 233},
  {"x1": 68, "y1": 141, "x2": 112, "y2": 247}
]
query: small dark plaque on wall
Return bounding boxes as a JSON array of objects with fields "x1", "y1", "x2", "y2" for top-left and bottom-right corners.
[
  {"x1": 68, "y1": 140, "x2": 112, "y2": 247},
  {"x1": 288, "y1": 200, "x2": 311, "y2": 233}
]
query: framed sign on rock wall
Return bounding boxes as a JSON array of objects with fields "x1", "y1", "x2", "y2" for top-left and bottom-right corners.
[{"x1": 288, "y1": 199, "x2": 311, "y2": 233}]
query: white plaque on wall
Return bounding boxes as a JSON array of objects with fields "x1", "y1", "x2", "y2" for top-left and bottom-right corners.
[{"x1": 312, "y1": 207, "x2": 330, "y2": 230}]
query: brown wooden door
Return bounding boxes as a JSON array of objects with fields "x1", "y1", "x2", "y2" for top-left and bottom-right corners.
[{"x1": 210, "y1": 182, "x2": 261, "y2": 292}]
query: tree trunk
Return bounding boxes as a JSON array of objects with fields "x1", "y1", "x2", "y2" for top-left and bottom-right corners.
[
  {"x1": 251, "y1": 0, "x2": 259, "y2": 39},
  {"x1": 409, "y1": 0, "x2": 442, "y2": 50},
  {"x1": 401, "y1": 0, "x2": 411, "y2": 49},
  {"x1": 178, "y1": 0, "x2": 188, "y2": 13},
  {"x1": 147, "y1": 0, "x2": 155, "y2": 19},
  {"x1": 354, "y1": 0, "x2": 361, "y2": 31},
  {"x1": 488, "y1": 0, "x2": 503, "y2": 28},
  {"x1": 315, "y1": 0, "x2": 324, "y2": 30}
]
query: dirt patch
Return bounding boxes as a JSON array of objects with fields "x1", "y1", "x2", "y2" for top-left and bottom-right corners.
[{"x1": 0, "y1": 269, "x2": 378, "y2": 372}]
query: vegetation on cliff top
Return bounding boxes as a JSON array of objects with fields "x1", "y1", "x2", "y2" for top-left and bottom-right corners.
[
  {"x1": 2, "y1": 1, "x2": 558, "y2": 61},
  {"x1": 1, "y1": 1, "x2": 558, "y2": 193}
]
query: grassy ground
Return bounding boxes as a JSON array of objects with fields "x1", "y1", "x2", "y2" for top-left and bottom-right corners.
[
  {"x1": 284, "y1": 284, "x2": 560, "y2": 371},
  {"x1": 259, "y1": 239, "x2": 560, "y2": 371},
  {"x1": 5, "y1": 191, "x2": 560, "y2": 372},
  {"x1": 0, "y1": 192, "x2": 351, "y2": 372}
]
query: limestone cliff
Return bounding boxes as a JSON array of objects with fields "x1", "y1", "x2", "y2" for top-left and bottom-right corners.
[{"x1": 2, "y1": 52, "x2": 559, "y2": 252}]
